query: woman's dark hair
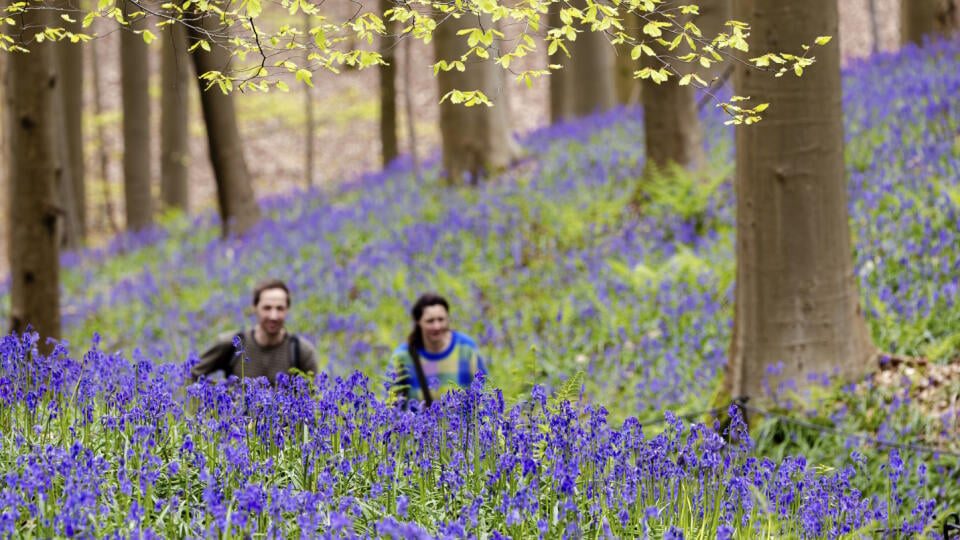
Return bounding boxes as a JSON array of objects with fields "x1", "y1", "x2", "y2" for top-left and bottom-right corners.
[{"x1": 407, "y1": 293, "x2": 450, "y2": 360}]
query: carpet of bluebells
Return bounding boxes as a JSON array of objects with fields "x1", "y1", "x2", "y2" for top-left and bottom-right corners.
[{"x1": 0, "y1": 38, "x2": 959, "y2": 537}]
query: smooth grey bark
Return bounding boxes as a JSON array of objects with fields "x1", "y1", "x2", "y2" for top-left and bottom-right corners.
[
  {"x1": 121, "y1": 0, "x2": 154, "y2": 231},
  {"x1": 378, "y1": 0, "x2": 399, "y2": 167},
  {"x1": 434, "y1": 13, "x2": 519, "y2": 183},
  {"x1": 548, "y1": 5, "x2": 572, "y2": 122},
  {"x1": 614, "y1": 11, "x2": 641, "y2": 106},
  {"x1": 901, "y1": 0, "x2": 957, "y2": 45},
  {"x1": 161, "y1": 21, "x2": 191, "y2": 212},
  {"x1": 187, "y1": 13, "x2": 261, "y2": 236},
  {"x1": 90, "y1": 33, "x2": 120, "y2": 234},
  {"x1": 641, "y1": 9, "x2": 705, "y2": 174},
  {"x1": 726, "y1": 0, "x2": 874, "y2": 400},
  {"x1": 5, "y1": 4, "x2": 62, "y2": 342},
  {"x1": 567, "y1": 0, "x2": 615, "y2": 116},
  {"x1": 55, "y1": 0, "x2": 85, "y2": 248},
  {"x1": 303, "y1": 11, "x2": 316, "y2": 185}
]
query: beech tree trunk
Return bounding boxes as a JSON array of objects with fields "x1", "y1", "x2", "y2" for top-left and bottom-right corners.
[
  {"x1": 55, "y1": 0, "x2": 85, "y2": 248},
  {"x1": 379, "y1": 0, "x2": 399, "y2": 167},
  {"x1": 567, "y1": 0, "x2": 615, "y2": 116},
  {"x1": 434, "y1": 13, "x2": 519, "y2": 183},
  {"x1": 121, "y1": 0, "x2": 153, "y2": 231},
  {"x1": 901, "y1": 0, "x2": 957, "y2": 46},
  {"x1": 188, "y1": 13, "x2": 261, "y2": 236},
  {"x1": 5, "y1": 4, "x2": 62, "y2": 341},
  {"x1": 614, "y1": 11, "x2": 641, "y2": 106},
  {"x1": 161, "y1": 21, "x2": 191, "y2": 212},
  {"x1": 694, "y1": 0, "x2": 732, "y2": 85},
  {"x1": 641, "y1": 9, "x2": 705, "y2": 174},
  {"x1": 548, "y1": 5, "x2": 572, "y2": 122},
  {"x1": 726, "y1": 0, "x2": 874, "y2": 400}
]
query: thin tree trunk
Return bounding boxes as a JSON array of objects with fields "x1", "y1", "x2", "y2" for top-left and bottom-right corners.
[
  {"x1": 5, "y1": 4, "x2": 62, "y2": 341},
  {"x1": 641, "y1": 9, "x2": 705, "y2": 174},
  {"x1": 614, "y1": 11, "x2": 641, "y2": 106},
  {"x1": 91, "y1": 34, "x2": 120, "y2": 235},
  {"x1": 161, "y1": 21, "x2": 191, "y2": 212},
  {"x1": 434, "y1": 13, "x2": 519, "y2": 183},
  {"x1": 303, "y1": 11, "x2": 316, "y2": 185},
  {"x1": 121, "y1": 0, "x2": 153, "y2": 231},
  {"x1": 868, "y1": 0, "x2": 880, "y2": 55},
  {"x1": 568, "y1": 0, "x2": 615, "y2": 116},
  {"x1": 901, "y1": 0, "x2": 957, "y2": 45},
  {"x1": 403, "y1": 35, "x2": 421, "y2": 181},
  {"x1": 726, "y1": 0, "x2": 874, "y2": 400},
  {"x1": 55, "y1": 0, "x2": 85, "y2": 248},
  {"x1": 188, "y1": 13, "x2": 261, "y2": 236},
  {"x1": 378, "y1": 0, "x2": 398, "y2": 167},
  {"x1": 694, "y1": 0, "x2": 732, "y2": 85},
  {"x1": 548, "y1": 5, "x2": 572, "y2": 122}
]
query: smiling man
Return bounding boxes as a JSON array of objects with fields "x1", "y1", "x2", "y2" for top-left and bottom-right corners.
[{"x1": 192, "y1": 279, "x2": 318, "y2": 384}]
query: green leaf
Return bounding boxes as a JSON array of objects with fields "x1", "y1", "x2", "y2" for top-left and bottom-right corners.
[
  {"x1": 141, "y1": 29, "x2": 156, "y2": 44},
  {"x1": 814, "y1": 35, "x2": 832, "y2": 46}
]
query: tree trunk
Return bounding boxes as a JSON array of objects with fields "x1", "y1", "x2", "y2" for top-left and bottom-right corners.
[
  {"x1": 161, "y1": 20, "x2": 191, "y2": 212},
  {"x1": 187, "y1": 13, "x2": 261, "y2": 236},
  {"x1": 55, "y1": 0, "x2": 85, "y2": 248},
  {"x1": 434, "y1": 13, "x2": 519, "y2": 183},
  {"x1": 379, "y1": 0, "x2": 399, "y2": 167},
  {"x1": 726, "y1": 0, "x2": 874, "y2": 400},
  {"x1": 641, "y1": 9, "x2": 705, "y2": 174},
  {"x1": 567, "y1": 0, "x2": 616, "y2": 116},
  {"x1": 694, "y1": 0, "x2": 732, "y2": 85},
  {"x1": 5, "y1": 4, "x2": 62, "y2": 342},
  {"x1": 901, "y1": 0, "x2": 957, "y2": 46},
  {"x1": 121, "y1": 0, "x2": 153, "y2": 231},
  {"x1": 614, "y1": 11, "x2": 641, "y2": 106},
  {"x1": 548, "y1": 5, "x2": 572, "y2": 122},
  {"x1": 303, "y1": 11, "x2": 316, "y2": 185},
  {"x1": 90, "y1": 33, "x2": 120, "y2": 235}
]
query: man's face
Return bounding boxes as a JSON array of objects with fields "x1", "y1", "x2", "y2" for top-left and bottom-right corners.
[
  {"x1": 255, "y1": 288, "x2": 289, "y2": 337},
  {"x1": 418, "y1": 304, "x2": 450, "y2": 349}
]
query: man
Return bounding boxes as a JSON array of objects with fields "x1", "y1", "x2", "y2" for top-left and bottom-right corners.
[{"x1": 192, "y1": 279, "x2": 318, "y2": 383}]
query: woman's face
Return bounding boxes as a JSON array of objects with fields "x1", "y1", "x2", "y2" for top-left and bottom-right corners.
[{"x1": 418, "y1": 304, "x2": 451, "y2": 349}]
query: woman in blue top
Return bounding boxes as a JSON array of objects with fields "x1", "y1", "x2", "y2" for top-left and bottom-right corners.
[{"x1": 391, "y1": 293, "x2": 486, "y2": 406}]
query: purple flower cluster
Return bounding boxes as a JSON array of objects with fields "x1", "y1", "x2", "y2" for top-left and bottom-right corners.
[{"x1": 0, "y1": 332, "x2": 939, "y2": 537}]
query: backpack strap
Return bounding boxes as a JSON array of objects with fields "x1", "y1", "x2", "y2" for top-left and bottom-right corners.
[{"x1": 288, "y1": 334, "x2": 301, "y2": 372}]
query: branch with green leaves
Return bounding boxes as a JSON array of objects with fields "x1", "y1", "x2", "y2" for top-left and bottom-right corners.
[{"x1": 1, "y1": 0, "x2": 832, "y2": 121}]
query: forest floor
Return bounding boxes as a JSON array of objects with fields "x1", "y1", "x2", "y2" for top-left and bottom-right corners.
[{"x1": 0, "y1": 0, "x2": 901, "y2": 277}]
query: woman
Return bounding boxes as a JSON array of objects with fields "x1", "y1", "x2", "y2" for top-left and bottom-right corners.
[{"x1": 391, "y1": 293, "x2": 486, "y2": 406}]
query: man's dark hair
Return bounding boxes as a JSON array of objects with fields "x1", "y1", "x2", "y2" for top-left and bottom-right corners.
[{"x1": 253, "y1": 279, "x2": 291, "y2": 307}]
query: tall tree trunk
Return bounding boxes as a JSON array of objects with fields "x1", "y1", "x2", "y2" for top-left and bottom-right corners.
[
  {"x1": 404, "y1": 35, "x2": 421, "y2": 180},
  {"x1": 161, "y1": 21, "x2": 191, "y2": 212},
  {"x1": 694, "y1": 0, "x2": 732, "y2": 85},
  {"x1": 434, "y1": 13, "x2": 519, "y2": 183},
  {"x1": 901, "y1": 0, "x2": 958, "y2": 46},
  {"x1": 614, "y1": 11, "x2": 641, "y2": 106},
  {"x1": 187, "y1": 13, "x2": 261, "y2": 236},
  {"x1": 55, "y1": 0, "x2": 85, "y2": 248},
  {"x1": 726, "y1": 0, "x2": 874, "y2": 400},
  {"x1": 379, "y1": 0, "x2": 399, "y2": 167},
  {"x1": 91, "y1": 33, "x2": 120, "y2": 235},
  {"x1": 641, "y1": 8, "x2": 705, "y2": 175},
  {"x1": 5, "y1": 3, "x2": 62, "y2": 341},
  {"x1": 121, "y1": 0, "x2": 153, "y2": 231},
  {"x1": 303, "y1": 11, "x2": 316, "y2": 185},
  {"x1": 548, "y1": 5, "x2": 572, "y2": 122},
  {"x1": 567, "y1": 0, "x2": 615, "y2": 116}
]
